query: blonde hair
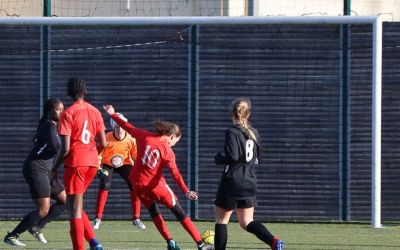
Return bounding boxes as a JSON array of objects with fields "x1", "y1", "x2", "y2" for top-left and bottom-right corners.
[
  {"x1": 153, "y1": 119, "x2": 181, "y2": 137},
  {"x1": 230, "y1": 97, "x2": 257, "y2": 142}
]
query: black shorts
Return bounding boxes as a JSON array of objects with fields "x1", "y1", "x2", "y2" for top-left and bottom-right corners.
[
  {"x1": 23, "y1": 161, "x2": 64, "y2": 199},
  {"x1": 214, "y1": 195, "x2": 256, "y2": 210}
]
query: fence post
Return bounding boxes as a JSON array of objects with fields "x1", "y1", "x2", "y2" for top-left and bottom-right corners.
[
  {"x1": 187, "y1": 25, "x2": 200, "y2": 219},
  {"x1": 40, "y1": 0, "x2": 51, "y2": 114}
]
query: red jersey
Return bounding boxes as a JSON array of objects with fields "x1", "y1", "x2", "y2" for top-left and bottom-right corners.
[
  {"x1": 59, "y1": 100, "x2": 105, "y2": 167},
  {"x1": 111, "y1": 114, "x2": 189, "y2": 194}
]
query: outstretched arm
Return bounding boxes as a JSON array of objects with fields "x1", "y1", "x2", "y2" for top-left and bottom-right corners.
[
  {"x1": 103, "y1": 104, "x2": 115, "y2": 116},
  {"x1": 103, "y1": 104, "x2": 138, "y2": 137}
]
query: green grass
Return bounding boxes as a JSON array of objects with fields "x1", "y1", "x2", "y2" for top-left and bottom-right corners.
[{"x1": 2, "y1": 220, "x2": 400, "y2": 249}]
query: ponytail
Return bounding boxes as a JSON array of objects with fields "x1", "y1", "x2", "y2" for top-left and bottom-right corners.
[
  {"x1": 153, "y1": 119, "x2": 181, "y2": 137},
  {"x1": 230, "y1": 97, "x2": 257, "y2": 142}
]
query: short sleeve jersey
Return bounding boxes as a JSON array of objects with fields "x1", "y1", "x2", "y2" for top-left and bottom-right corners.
[
  {"x1": 100, "y1": 131, "x2": 137, "y2": 167},
  {"x1": 59, "y1": 100, "x2": 105, "y2": 167},
  {"x1": 111, "y1": 114, "x2": 189, "y2": 193}
]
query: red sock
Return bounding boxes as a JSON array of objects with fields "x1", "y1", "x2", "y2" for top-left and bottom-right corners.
[
  {"x1": 130, "y1": 191, "x2": 141, "y2": 219},
  {"x1": 152, "y1": 214, "x2": 171, "y2": 240},
  {"x1": 96, "y1": 190, "x2": 109, "y2": 219},
  {"x1": 82, "y1": 210, "x2": 95, "y2": 241},
  {"x1": 180, "y1": 217, "x2": 202, "y2": 243},
  {"x1": 70, "y1": 218, "x2": 85, "y2": 250}
]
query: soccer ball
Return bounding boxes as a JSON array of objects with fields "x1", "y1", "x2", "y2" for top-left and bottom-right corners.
[{"x1": 201, "y1": 230, "x2": 215, "y2": 245}]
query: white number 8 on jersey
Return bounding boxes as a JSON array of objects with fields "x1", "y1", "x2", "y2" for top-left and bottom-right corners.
[{"x1": 245, "y1": 139, "x2": 254, "y2": 162}]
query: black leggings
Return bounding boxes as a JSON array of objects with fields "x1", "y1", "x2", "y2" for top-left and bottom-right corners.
[{"x1": 99, "y1": 164, "x2": 132, "y2": 191}]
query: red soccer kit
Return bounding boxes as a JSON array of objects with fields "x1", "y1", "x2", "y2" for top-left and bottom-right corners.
[
  {"x1": 111, "y1": 114, "x2": 189, "y2": 208},
  {"x1": 59, "y1": 100, "x2": 105, "y2": 194}
]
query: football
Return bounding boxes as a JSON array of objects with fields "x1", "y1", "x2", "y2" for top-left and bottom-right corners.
[{"x1": 201, "y1": 230, "x2": 215, "y2": 244}]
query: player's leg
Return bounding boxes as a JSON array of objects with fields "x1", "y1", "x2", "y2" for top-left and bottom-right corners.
[
  {"x1": 65, "y1": 166, "x2": 102, "y2": 250},
  {"x1": 32, "y1": 178, "x2": 67, "y2": 243},
  {"x1": 82, "y1": 166, "x2": 103, "y2": 249},
  {"x1": 214, "y1": 193, "x2": 236, "y2": 250},
  {"x1": 139, "y1": 193, "x2": 177, "y2": 249},
  {"x1": 4, "y1": 198, "x2": 49, "y2": 246},
  {"x1": 214, "y1": 205, "x2": 233, "y2": 250},
  {"x1": 93, "y1": 166, "x2": 114, "y2": 229},
  {"x1": 236, "y1": 201, "x2": 282, "y2": 250},
  {"x1": 117, "y1": 165, "x2": 145, "y2": 229},
  {"x1": 4, "y1": 166, "x2": 51, "y2": 246},
  {"x1": 160, "y1": 185, "x2": 211, "y2": 250},
  {"x1": 169, "y1": 201, "x2": 212, "y2": 250}
]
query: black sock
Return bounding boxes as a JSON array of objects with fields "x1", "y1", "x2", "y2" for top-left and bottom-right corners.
[
  {"x1": 246, "y1": 221, "x2": 274, "y2": 246},
  {"x1": 36, "y1": 202, "x2": 66, "y2": 229},
  {"x1": 11, "y1": 211, "x2": 41, "y2": 236},
  {"x1": 215, "y1": 223, "x2": 227, "y2": 250}
]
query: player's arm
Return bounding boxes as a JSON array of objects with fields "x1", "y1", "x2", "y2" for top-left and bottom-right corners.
[
  {"x1": 103, "y1": 104, "x2": 138, "y2": 137},
  {"x1": 165, "y1": 152, "x2": 197, "y2": 200},
  {"x1": 215, "y1": 129, "x2": 237, "y2": 164},
  {"x1": 51, "y1": 135, "x2": 70, "y2": 181},
  {"x1": 47, "y1": 123, "x2": 61, "y2": 153},
  {"x1": 129, "y1": 137, "x2": 137, "y2": 162},
  {"x1": 223, "y1": 129, "x2": 239, "y2": 162},
  {"x1": 96, "y1": 130, "x2": 107, "y2": 153}
]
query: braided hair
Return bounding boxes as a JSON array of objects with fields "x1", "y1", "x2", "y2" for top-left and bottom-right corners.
[
  {"x1": 35, "y1": 98, "x2": 63, "y2": 140},
  {"x1": 230, "y1": 97, "x2": 257, "y2": 142},
  {"x1": 153, "y1": 119, "x2": 181, "y2": 137},
  {"x1": 67, "y1": 77, "x2": 87, "y2": 99}
]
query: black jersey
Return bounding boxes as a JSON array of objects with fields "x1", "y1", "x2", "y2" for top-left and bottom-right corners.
[
  {"x1": 24, "y1": 120, "x2": 61, "y2": 171},
  {"x1": 215, "y1": 124, "x2": 261, "y2": 200}
]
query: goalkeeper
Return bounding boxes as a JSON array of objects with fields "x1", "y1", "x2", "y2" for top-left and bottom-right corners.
[{"x1": 93, "y1": 113, "x2": 145, "y2": 230}]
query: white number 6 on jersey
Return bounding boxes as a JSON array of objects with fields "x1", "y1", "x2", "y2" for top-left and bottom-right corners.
[{"x1": 81, "y1": 120, "x2": 91, "y2": 144}]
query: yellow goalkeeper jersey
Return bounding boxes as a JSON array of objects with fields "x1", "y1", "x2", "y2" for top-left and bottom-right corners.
[{"x1": 100, "y1": 131, "x2": 137, "y2": 168}]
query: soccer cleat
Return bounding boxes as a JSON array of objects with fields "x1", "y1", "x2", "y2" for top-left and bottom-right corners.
[
  {"x1": 93, "y1": 218, "x2": 101, "y2": 230},
  {"x1": 272, "y1": 237, "x2": 283, "y2": 250},
  {"x1": 90, "y1": 243, "x2": 103, "y2": 250},
  {"x1": 198, "y1": 242, "x2": 214, "y2": 250},
  {"x1": 29, "y1": 227, "x2": 48, "y2": 244},
  {"x1": 167, "y1": 239, "x2": 181, "y2": 250},
  {"x1": 4, "y1": 232, "x2": 26, "y2": 247},
  {"x1": 90, "y1": 238, "x2": 103, "y2": 250},
  {"x1": 133, "y1": 218, "x2": 146, "y2": 230}
]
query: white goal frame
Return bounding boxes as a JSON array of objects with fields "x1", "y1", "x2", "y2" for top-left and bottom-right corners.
[{"x1": 0, "y1": 16, "x2": 383, "y2": 228}]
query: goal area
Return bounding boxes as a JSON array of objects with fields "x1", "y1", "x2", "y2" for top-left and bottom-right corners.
[{"x1": 0, "y1": 16, "x2": 384, "y2": 228}]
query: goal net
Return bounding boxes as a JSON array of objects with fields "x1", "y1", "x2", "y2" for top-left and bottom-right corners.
[{"x1": 1, "y1": 0, "x2": 400, "y2": 20}]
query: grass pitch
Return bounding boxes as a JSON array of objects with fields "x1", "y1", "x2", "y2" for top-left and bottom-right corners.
[{"x1": 1, "y1": 220, "x2": 400, "y2": 249}]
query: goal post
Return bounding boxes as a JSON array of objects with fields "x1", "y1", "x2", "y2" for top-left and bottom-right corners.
[{"x1": 0, "y1": 15, "x2": 383, "y2": 227}]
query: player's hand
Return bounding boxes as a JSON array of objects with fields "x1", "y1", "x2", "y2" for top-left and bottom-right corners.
[
  {"x1": 185, "y1": 191, "x2": 198, "y2": 200},
  {"x1": 97, "y1": 166, "x2": 109, "y2": 179},
  {"x1": 103, "y1": 104, "x2": 115, "y2": 116}
]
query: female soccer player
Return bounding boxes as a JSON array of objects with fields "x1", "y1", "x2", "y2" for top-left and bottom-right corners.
[
  {"x1": 92, "y1": 112, "x2": 145, "y2": 230},
  {"x1": 213, "y1": 98, "x2": 283, "y2": 250},
  {"x1": 4, "y1": 98, "x2": 66, "y2": 246},
  {"x1": 103, "y1": 104, "x2": 213, "y2": 250},
  {"x1": 52, "y1": 78, "x2": 106, "y2": 250}
]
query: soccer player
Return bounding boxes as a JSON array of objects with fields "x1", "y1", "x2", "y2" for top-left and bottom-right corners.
[
  {"x1": 52, "y1": 78, "x2": 106, "y2": 250},
  {"x1": 213, "y1": 98, "x2": 283, "y2": 250},
  {"x1": 4, "y1": 98, "x2": 66, "y2": 246},
  {"x1": 92, "y1": 112, "x2": 145, "y2": 230},
  {"x1": 103, "y1": 104, "x2": 213, "y2": 250}
]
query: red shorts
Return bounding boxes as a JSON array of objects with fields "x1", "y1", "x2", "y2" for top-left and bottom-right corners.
[
  {"x1": 136, "y1": 184, "x2": 178, "y2": 209},
  {"x1": 64, "y1": 166, "x2": 97, "y2": 195}
]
